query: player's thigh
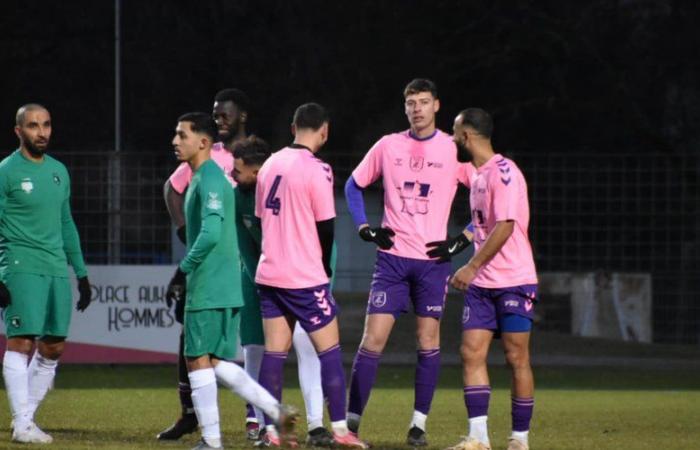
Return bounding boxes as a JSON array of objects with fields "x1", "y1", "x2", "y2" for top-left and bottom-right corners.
[
  {"x1": 3, "y1": 273, "x2": 51, "y2": 338},
  {"x1": 292, "y1": 321, "x2": 319, "y2": 360},
  {"x1": 307, "y1": 317, "x2": 339, "y2": 353},
  {"x1": 240, "y1": 274, "x2": 264, "y2": 346},
  {"x1": 263, "y1": 316, "x2": 294, "y2": 352},
  {"x1": 461, "y1": 285, "x2": 498, "y2": 332},
  {"x1": 42, "y1": 276, "x2": 73, "y2": 339},
  {"x1": 410, "y1": 258, "x2": 451, "y2": 319},
  {"x1": 360, "y1": 313, "x2": 395, "y2": 352},
  {"x1": 184, "y1": 308, "x2": 239, "y2": 361},
  {"x1": 415, "y1": 315, "x2": 440, "y2": 350},
  {"x1": 366, "y1": 252, "x2": 411, "y2": 318}
]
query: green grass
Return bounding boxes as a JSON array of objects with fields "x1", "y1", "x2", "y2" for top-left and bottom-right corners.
[{"x1": 1, "y1": 364, "x2": 699, "y2": 449}]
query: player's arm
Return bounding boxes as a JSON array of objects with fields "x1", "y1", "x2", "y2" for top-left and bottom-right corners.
[
  {"x1": 163, "y1": 180, "x2": 186, "y2": 244},
  {"x1": 346, "y1": 138, "x2": 395, "y2": 249},
  {"x1": 234, "y1": 188, "x2": 260, "y2": 281},
  {"x1": 316, "y1": 218, "x2": 334, "y2": 278},
  {"x1": 60, "y1": 174, "x2": 92, "y2": 311},
  {"x1": 164, "y1": 163, "x2": 192, "y2": 244},
  {"x1": 178, "y1": 178, "x2": 224, "y2": 275},
  {"x1": 451, "y1": 221, "x2": 514, "y2": 291},
  {"x1": 0, "y1": 170, "x2": 10, "y2": 308}
]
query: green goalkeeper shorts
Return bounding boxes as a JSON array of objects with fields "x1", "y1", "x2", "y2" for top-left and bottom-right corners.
[
  {"x1": 2, "y1": 272, "x2": 73, "y2": 338},
  {"x1": 184, "y1": 307, "x2": 240, "y2": 360},
  {"x1": 239, "y1": 269, "x2": 264, "y2": 346}
]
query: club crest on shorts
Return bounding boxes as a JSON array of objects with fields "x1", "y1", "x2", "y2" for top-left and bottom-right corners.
[
  {"x1": 462, "y1": 306, "x2": 470, "y2": 323},
  {"x1": 369, "y1": 291, "x2": 387, "y2": 308},
  {"x1": 206, "y1": 192, "x2": 222, "y2": 210},
  {"x1": 20, "y1": 178, "x2": 33, "y2": 194},
  {"x1": 9, "y1": 316, "x2": 21, "y2": 328}
]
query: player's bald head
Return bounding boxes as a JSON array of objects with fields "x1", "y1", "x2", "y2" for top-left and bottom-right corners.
[{"x1": 16, "y1": 103, "x2": 50, "y2": 126}]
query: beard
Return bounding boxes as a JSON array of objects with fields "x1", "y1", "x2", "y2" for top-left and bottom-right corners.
[
  {"x1": 455, "y1": 141, "x2": 473, "y2": 162},
  {"x1": 25, "y1": 138, "x2": 48, "y2": 157}
]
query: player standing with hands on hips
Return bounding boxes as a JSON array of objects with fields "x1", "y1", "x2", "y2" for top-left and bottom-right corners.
[
  {"x1": 446, "y1": 109, "x2": 537, "y2": 450},
  {"x1": 0, "y1": 104, "x2": 92, "y2": 444}
]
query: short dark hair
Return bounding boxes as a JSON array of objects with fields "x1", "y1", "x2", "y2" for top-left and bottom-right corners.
[
  {"x1": 458, "y1": 108, "x2": 493, "y2": 138},
  {"x1": 292, "y1": 103, "x2": 329, "y2": 131},
  {"x1": 232, "y1": 135, "x2": 271, "y2": 166},
  {"x1": 403, "y1": 78, "x2": 438, "y2": 99},
  {"x1": 16, "y1": 103, "x2": 49, "y2": 126},
  {"x1": 178, "y1": 112, "x2": 218, "y2": 142},
  {"x1": 214, "y1": 88, "x2": 250, "y2": 113}
]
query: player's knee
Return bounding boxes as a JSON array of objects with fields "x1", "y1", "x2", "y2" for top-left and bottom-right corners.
[
  {"x1": 504, "y1": 346, "x2": 530, "y2": 369},
  {"x1": 6, "y1": 337, "x2": 34, "y2": 355},
  {"x1": 360, "y1": 332, "x2": 387, "y2": 353},
  {"x1": 416, "y1": 329, "x2": 439, "y2": 350},
  {"x1": 460, "y1": 341, "x2": 487, "y2": 367}
]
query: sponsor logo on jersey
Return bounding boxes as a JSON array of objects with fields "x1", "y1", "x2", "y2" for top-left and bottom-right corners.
[
  {"x1": 394, "y1": 158, "x2": 403, "y2": 166},
  {"x1": 20, "y1": 178, "x2": 33, "y2": 194},
  {"x1": 206, "y1": 192, "x2": 222, "y2": 210},
  {"x1": 369, "y1": 290, "x2": 387, "y2": 308},
  {"x1": 53, "y1": 173, "x2": 61, "y2": 185},
  {"x1": 427, "y1": 161, "x2": 443, "y2": 169}
]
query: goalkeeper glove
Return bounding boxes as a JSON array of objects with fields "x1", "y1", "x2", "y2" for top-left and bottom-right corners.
[
  {"x1": 0, "y1": 281, "x2": 11, "y2": 308},
  {"x1": 166, "y1": 267, "x2": 186, "y2": 308},
  {"x1": 76, "y1": 277, "x2": 93, "y2": 311}
]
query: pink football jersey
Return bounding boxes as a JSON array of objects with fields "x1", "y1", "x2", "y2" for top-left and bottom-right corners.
[
  {"x1": 255, "y1": 147, "x2": 336, "y2": 289},
  {"x1": 169, "y1": 142, "x2": 235, "y2": 193},
  {"x1": 469, "y1": 154, "x2": 537, "y2": 288},
  {"x1": 352, "y1": 130, "x2": 471, "y2": 260}
]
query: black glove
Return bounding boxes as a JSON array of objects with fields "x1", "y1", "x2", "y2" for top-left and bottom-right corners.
[
  {"x1": 0, "y1": 281, "x2": 11, "y2": 308},
  {"x1": 176, "y1": 226, "x2": 186, "y2": 245},
  {"x1": 166, "y1": 267, "x2": 186, "y2": 308},
  {"x1": 426, "y1": 233, "x2": 472, "y2": 262},
  {"x1": 174, "y1": 291, "x2": 186, "y2": 324},
  {"x1": 359, "y1": 226, "x2": 395, "y2": 250},
  {"x1": 76, "y1": 277, "x2": 92, "y2": 311}
]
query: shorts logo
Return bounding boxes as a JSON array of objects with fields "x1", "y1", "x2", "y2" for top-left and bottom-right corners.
[
  {"x1": 369, "y1": 291, "x2": 387, "y2": 308},
  {"x1": 462, "y1": 306, "x2": 470, "y2": 323},
  {"x1": 9, "y1": 316, "x2": 21, "y2": 328},
  {"x1": 314, "y1": 290, "x2": 332, "y2": 316},
  {"x1": 426, "y1": 305, "x2": 442, "y2": 312},
  {"x1": 206, "y1": 192, "x2": 222, "y2": 210},
  {"x1": 505, "y1": 300, "x2": 520, "y2": 308},
  {"x1": 310, "y1": 316, "x2": 321, "y2": 325},
  {"x1": 21, "y1": 178, "x2": 33, "y2": 194},
  {"x1": 53, "y1": 173, "x2": 61, "y2": 185},
  {"x1": 525, "y1": 299, "x2": 533, "y2": 312}
]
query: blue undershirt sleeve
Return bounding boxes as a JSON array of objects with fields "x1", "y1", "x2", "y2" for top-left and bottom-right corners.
[{"x1": 344, "y1": 175, "x2": 368, "y2": 229}]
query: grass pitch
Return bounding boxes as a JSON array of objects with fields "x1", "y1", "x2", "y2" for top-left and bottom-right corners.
[{"x1": 0, "y1": 364, "x2": 698, "y2": 449}]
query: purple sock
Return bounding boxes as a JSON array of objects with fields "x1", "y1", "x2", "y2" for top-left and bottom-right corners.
[
  {"x1": 318, "y1": 344, "x2": 347, "y2": 422},
  {"x1": 414, "y1": 348, "x2": 440, "y2": 415},
  {"x1": 245, "y1": 403, "x2": 255, "y2": 421},
  {"x1": 464, "y1": 385, "x2": 491, "y2": 418},
  {"x1": 348, "y1": 347, "x2": 381, "y2": 416},
  {"x1": 258, "y1": 351, "x2": 288, "y2": 425},
  {"x1": 512, "y1": 397, "x2": 534, "y2": 432}
]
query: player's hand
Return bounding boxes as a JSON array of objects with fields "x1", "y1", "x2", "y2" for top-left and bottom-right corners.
[
  {"x1": 0, "y1": 281, "x2": 11, "y2": 308},
  {"x1": 450, "y1": 263, "x2": 479, "y2": 291},
  {"x1": 426, "y1": 233, "x2": 472, "y2": 262},
  {"x1": 76, "y1": 277, "x2": 93, "y2": 312},
  {"x1": 166, "y1": 267, "x2": 186, "y2": 308},
  {"x1": 176, "y1": 226, "x2": 186, "y2": 245},
  {"x1": 359, "y1": 226, "x2": 395, "y2": 250}
]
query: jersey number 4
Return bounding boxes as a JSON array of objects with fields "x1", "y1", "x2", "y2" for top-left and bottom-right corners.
[{"x1": 265, "y1": 175, "x2": 282, "y2": 216}]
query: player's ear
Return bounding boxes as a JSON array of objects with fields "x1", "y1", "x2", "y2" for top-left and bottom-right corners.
[
  {"x1": 291, "y1": 124, "x2": 297, "y2": 136},
  {"x1": 240, "y1": 111, "x2": 248, "y2": 125},
  {"x1": 433, "y1": 98, "x2": 440, "y2": 113},
  {"x1": 13, "y1": 126, "x2": 21, "y2": 140}
]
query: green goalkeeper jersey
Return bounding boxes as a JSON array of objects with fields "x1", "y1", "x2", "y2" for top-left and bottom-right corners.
[
  {"x1": 180, "y1": 159, "x2": 242, "y2": 311},
  {"x1": 0, "y1": 150, "x2": 87, "y2": 280}
]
